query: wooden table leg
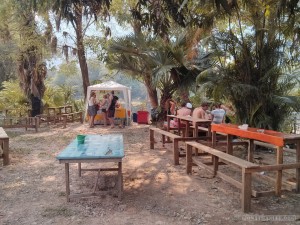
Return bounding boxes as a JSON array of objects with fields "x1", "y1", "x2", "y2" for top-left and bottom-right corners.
[
  {"x1": 248, "y1": 139, "x2": 254, "y2": 162},
  {"x1": 227, "y1": 134, "x2": 233, "y2": 155},
  {"x1": 296, "y1": 140, "x2": 300, "y2": 192},
  {"x1": 65, "y1": 163, "x2": 70, "y2": 202},
  {"x1": 118, "y1": 161, "x2": 123, "y2": 200},
  {"x1": 275, "y1": 146, "x2": 283, "y2": 196}
]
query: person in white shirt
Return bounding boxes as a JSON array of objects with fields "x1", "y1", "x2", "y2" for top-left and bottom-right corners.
[{"x1": 170, "y1": 102, "x2": 192, "y2": 127}]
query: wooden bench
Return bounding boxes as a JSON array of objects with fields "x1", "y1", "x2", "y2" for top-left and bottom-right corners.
[
  {"x1": 0, "y1": 127, "x2": 9, "y2": 166},
  {"x1": 0, "y1": 117, "x2": 39, "y2": 132},
  {"x1": 149, "y1": 127, "x2": 206, "y2": 165},
  {"x1": 61, "y1": 112, "x2": 83, "y2": 128},
  {"x1": 37, "y1": 109, "x2": 83, "y2": 128},
  {"x1": 185, "y1": 141, "x2": 300, "y2": 212},
  {"x1": 185, "y1": 141, "x2": 258, "y2": 212}
]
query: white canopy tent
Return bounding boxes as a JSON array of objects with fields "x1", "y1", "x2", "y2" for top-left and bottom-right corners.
[{"x1": 85, "y1": 81, "x2": 132, "y2": 123}]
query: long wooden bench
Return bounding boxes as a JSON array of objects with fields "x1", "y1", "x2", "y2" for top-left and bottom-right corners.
[
  {"x1": 0, "y1": 127, "x2": 9, "y2": 166},
  {"x1": 185, "y1": 141, "x2": 300, "y2": 212},
  {"x1": 0, "y1": 117, "x2": 39, "y2": 132},
  {"x1": 185, "y1": 141, "x2": 258, "y2": 213},
  {"x1": 149, "y1": 127, "x2": 206, "y2": 165}
]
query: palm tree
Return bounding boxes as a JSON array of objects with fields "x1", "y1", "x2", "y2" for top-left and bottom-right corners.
[
  {"x1": 107, "y1": 30, "x2": 214, "y2": 120},
  {"x1": 197, "y1": 1, "x2": 300, "y2": 130},
  {"x1": 13, "y1": 1, "x2": 48, "y2": 116}
]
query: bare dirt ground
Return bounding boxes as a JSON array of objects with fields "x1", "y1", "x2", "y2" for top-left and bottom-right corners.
[{"x1": 1, "y1": 122, "x2": 300, "y2": 225}]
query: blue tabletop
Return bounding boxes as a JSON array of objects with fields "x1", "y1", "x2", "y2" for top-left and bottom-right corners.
[{"x1": 56, "y1": 134, "x2": 124, "y2": 160}]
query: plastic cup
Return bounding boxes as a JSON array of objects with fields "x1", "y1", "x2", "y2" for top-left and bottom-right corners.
[
  {"x1": 77, "y1": 135, "x2": 86, "y2": 144},
  {"x1": 242, "y1": 124, "x2": 248, "y2": 129}
]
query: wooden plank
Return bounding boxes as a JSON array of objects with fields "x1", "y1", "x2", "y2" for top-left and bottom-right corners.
[
  {"x1": 185, "y1": 141, "x2": 257, "y2": 169},
  {"x1": 246, "y1": 163, "x2": 300, "y2": 173},
  {"x1": 254, "y1": 140, "x2": 296, "y2": 153},
  {"x1": 211, "y1": 124, "x2": 285, "y2": 146},
  {"x1": 252, "y1": 190, "x2": 276, "y2": 198}
]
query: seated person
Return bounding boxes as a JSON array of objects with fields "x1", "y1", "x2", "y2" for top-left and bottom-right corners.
[
  {"x1": 170, "y1": 102, "x2": 192, "y2": 128},
  {"x1": 192, "y1": 102, "x2": 210, "y2": 122}
]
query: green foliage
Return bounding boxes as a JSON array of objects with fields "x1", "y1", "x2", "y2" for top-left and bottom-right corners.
[
  {"x1": 0, "y1": 80, "x2": 29, "y2": 116},
  {"x1": 197, "y1": 2, "x2": 300, "y2": 131}
]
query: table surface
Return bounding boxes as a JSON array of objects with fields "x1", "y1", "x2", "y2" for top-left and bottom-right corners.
[
  {"x1": 56, "y1": 134, "x2": 124, "y2": 160},
  {"x1": 211, "y1": 123, "x2": 300, "y2": 146}
]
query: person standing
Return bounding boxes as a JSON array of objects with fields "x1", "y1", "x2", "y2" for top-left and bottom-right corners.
[
  {"x1": 88, "y1": 91, "x2": 97, "y2": 128},
  {"x1": 166, "y1": 98, "x2": 177, "y2": 115},
  {"x1": 107, "y1": 91, "x2": 118, "y2": 128},
  {"x1": 211, "y1": 103, "x2": 226, "y2": 124},
  {"x1": 100, "y1": 94, "x2": 109, "y2": 125}
]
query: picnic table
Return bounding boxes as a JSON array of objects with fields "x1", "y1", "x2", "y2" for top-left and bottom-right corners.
[
  {"x1": 38, "y1": 105, "x2": 83, "y2": 128},
  {"x1": 166, "y1": 115, "x2": 211, "y2": 138},
  {"x1": 56, "y1": 134, "x2": 124, "y2": 201},
  {"x1": 211, "y1": 123, "x2": 300, "y2": 195}
]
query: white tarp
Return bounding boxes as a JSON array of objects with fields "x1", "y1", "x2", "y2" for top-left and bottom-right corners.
[{"x1": 85, "y1": 81, "x2": 132, "y2": 122}]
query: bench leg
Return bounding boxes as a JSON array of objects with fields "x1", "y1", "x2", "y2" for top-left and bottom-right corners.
[
  {"x1": 162, "y1": 134, "x2": 165, "y2": 147},
  {"x1": 186, "y1": 144, "x2": 193, "y2": 174},
  {"x1": 212, "y1": 156, "x2": 219, "y2": 177},
  {"x1": 63, "y1": 115, "x2": 67, "y2": 128},
  {"x1": 242, "y1": 168, "x2": 252, "y2": 213},
  {"x1": 173, "y1": 140, "x2": 179, "y2": 165},
  {"x1": 150, "y1": 129, "x2": 154, "y2": 149}
]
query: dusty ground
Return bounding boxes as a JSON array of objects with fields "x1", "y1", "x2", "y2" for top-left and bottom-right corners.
[{"x1": 1, "y1": 122, "x2": 300, "y2": 225}]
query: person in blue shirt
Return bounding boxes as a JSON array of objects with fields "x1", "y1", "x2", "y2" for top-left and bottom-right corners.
[{"x1": 211, "y1": 103, "x2": 226, "y2": 124}]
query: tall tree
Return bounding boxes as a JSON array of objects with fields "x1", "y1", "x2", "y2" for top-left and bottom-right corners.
[
  {"x1": 0, "y1": 0, "x2": 49, "y2": 116},
  {"x1": 50, "y1": 0, "x2": 111, "y2": 99}
]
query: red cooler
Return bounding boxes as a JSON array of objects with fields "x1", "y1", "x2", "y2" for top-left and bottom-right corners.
[{"x1": 137, "y1": 111, "x2": 149, "y2": 124}]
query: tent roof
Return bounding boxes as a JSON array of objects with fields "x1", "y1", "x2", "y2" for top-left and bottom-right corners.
[{"x1": 88, "y1": 81, "x2": 130, "y2": 90}]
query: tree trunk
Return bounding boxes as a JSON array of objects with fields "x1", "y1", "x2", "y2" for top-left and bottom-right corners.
[
  {"x1": 144, "y1": 73, "x2": 158, "y2": 108},
  {"x1": 75, "y1": 6, "x2": 90, "y2": 100}
]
